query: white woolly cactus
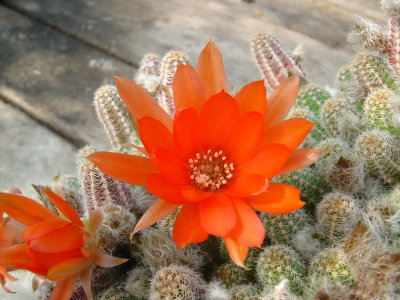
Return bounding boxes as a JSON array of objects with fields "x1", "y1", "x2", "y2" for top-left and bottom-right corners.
[{"x1": 149, "y1": 265, "x2": 206, "y2": 300}]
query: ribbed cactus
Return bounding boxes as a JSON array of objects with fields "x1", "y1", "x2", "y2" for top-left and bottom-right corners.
[
  {"x1": 135, "y1": 53, "x2": 160, "y2": 95},
  {"x1": 261, "y1": 209, "x2": 313, "y2": 246},
  {"x1": 316, "y1": 192, "x2": 361, "y2": 244},
  {"x1": 158, "y1": 50, "x2": 190, "y2": 116},
  {"x1": 389, "y1": 15, "x2": 400, "y2": 81},
  {"x1": 364, "y1": 88, "x2": 400, "y2": 135},
  {"x1": 149, "y1": 265, "x2": 206, "y2": 300},
  {"x1": 256, "y1": 245, "x2": 307, "y2": 296},
  {"x1": 356, "y1": 129, "x2": 400, "y2": 183},
  {"x1": 78, "y1": 146, "x2": 134, "y2": 217},
  {"x1": 309, "y1": 248, "x2": 354, "y2": 289},
  {"x1": 101, "y1": 205, "x2": 137, "y2": 244},
  {"x1": 94, "y1": 85, "x2": 139, "y2": 148},
  {"x1": 251, "y1": 33, "x2": 304, "y2": 90}
]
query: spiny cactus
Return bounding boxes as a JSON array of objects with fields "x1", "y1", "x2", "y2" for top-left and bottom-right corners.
[
  {"x1": 256, "y1": 245, "x2": 307, "y2": 296},
  {"x1": 99, "y1": 284, "x2": 136, "y2": 300},
  {"x1": 135, "y1": 228, "x2": 205, "y2": 272},
  {"x1": 50, "y1": 174, "x2": 85, "y2": 217},
  {"x1": 316, "y1": 192, "x2": 361, "y2": 244},
  {"x1": 78, "y1": 146, "x2": 134, "y2": 217},
  {"x1": 292, "y1": 226, "x2": 324, "y2": 261},
  {"x1": 288, "y1": 107, "x2": 329, "y2": 147},
  {"x1": 135, "y1": 53, "x2": 160, "y2": 95},
  {"x1": 94, "y1": 85, "x2": 139, "y2": 148},
  {"x1": 158, "y1": 50, "x2": 190, "y2": 116},
  {"x1": 276, "y1": 168, "x2": 331, "y2": 211},
  {"x1": 364, "y1": 88, "x2": 400, "y2": 135},
  {"x1": 251, "y1": 33, "x2": 304, "y2": 90},
  {"x1": 347, "y1": 16, "x2": 389, "y2": 54},
  {"x1": 352, "y1": 53, "x2": 399, "y2": 96},
  {"x1": 261, "y1": 209, "x2": 313, "y2": 246},
  {"x1": 261, "y1": 279, "x2": 302, "y2": 300},
  {"x1": 230, "y1": 284, "x2": 261, "y2": 300},
  {"x1": 101, "y1": 205, "x2": 137, "y2": 244},
  {"x1": 214, "y1": 262, "x2": 249, "y2": 287},
  {"x1": 321, "y1": 98, "x2": 362, "y2": 141},
  {"x1": 204, "y1": 281, "x2": 231, "y2": 300},
  {"x1": 149, "y1": 265, "x2": 206, "y2": 300},
  {"x1": 389, "y1": 15, "x2": 400, "y2": 81},
  {"x1": 356, "y1": 129, "x2": 400, "y2": 183},
  {"x1": 125, "y1": 267, "x2": 152, "y2": 300},
  {"x1": 309, "y1": 248, "x2": 354, "y2": 289},
  {"x1": 297, "y1": 84, "x2": 331, "y2": 115}
]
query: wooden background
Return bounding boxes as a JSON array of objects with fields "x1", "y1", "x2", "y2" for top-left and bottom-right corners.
[{"x1": 0, "y1": 0, "x2": 381, "y2": 197}]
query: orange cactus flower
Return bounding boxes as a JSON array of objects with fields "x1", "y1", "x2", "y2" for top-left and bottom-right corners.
[
  {"x1": 88, "y1": 41, "x2": 320, "y2": 267},
  {"x1": 0, "y1": 189, "x2": 127, "y2": 299}
]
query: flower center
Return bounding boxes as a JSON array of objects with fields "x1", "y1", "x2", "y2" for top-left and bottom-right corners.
[{"x1": 188, "y1": 149, "x2": 234, "y2": 191}]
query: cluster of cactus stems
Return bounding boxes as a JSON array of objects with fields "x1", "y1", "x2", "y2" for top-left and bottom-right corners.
[{"x1": 3, "y1": 1, "x2": 398, "y2": 299}]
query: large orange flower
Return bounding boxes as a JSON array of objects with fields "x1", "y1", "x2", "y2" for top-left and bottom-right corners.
[
  {"x1": 88, "y1": 41, "x2": 320, "y2": 267},
  {"x1": 0, "y1": 189, "x2": 127, "y2": 299}
]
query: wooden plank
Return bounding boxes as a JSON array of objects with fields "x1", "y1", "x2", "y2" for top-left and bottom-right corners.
[
  {"x1": 0, "y1": 5, "x2": 134, "y2": 148},
  {"x1": 1, "y1": 0, "x2": 380, "y2": 88},
  {"x1": 0, "y1": 100, "x2": 77, "y2": 199}
]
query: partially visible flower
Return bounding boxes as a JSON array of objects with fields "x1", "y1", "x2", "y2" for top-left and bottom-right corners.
[
  {"x1": 88, "y1": 41, "x2": 320, "y2": 267},
  {"x1": 0, "y1": 213, "x2": 18, "y2": 293},
  {"x1": 0, "y1": 189, "x2": 127, "y2": 300}
]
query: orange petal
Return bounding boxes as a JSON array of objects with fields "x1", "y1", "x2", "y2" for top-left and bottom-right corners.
[
  {"x1": 198, "y1": 91, "x2": 239, "y2": 149},
  {"x1": 223, "y1": 237, "x2": 248, "y2": 268},
  {"x1": 197, "y1": 40, "x2": 227, "y2": 99},
  {"x1": 223, "y1": 174, "x2": 268, "y2": 198},
  {"x1": 28, "y1": 223, "x2": 83, "y2": 254},
  {"x1": 138, "y1": 117, "x2": 174, "y2": 154},
  {"x1": 235, "y1": 80, "x2": 267, "y2": 115},
  {"x1": 47, "y1": 257, "x2": 92, "y2": 281},
  {"x1": 0, "y1": 193, "x2": 58, "y2": 225},
  {"x1": 173, "y1": 203, "x2": 209, "y2": 248},
  {"x1": 198, "y1": 193, "x2": 236, "y2": 237},
  {"x1": 22, "y1": 219, "x2": 70, "y2": 241},
  {"x1": 87, "y1": 152, "x2": 157, "y2": 186},
  {"x1": 237, "y1": 144, "x2": 290, "y2": 179},
  {"x1": 225, "y1": 111, "x2": 264, "y2": 163},
  {"x1": 44, "y1": 189, "x2": 83, "y2": 226},
  {"x1": 229, "y1": 198, "x2": 265, "y2": 247},
  {"x1": 173, "y1": 64, "x2": 206, "y2": 112},
  {"x1": 247, "y1": 183, "x2": 305, "y2": 214},
  {"x1": 116, "y1": 77, "x2": 173, "y2": 131},
  {"x1": 0, "y1": 244, "x2": 39, "y2": 272},
  {"x1": 265, "y1": 76, "x2": 299, "y2": 129},
  {"x1": 262, "y1": 118, "x2": 314, "y2": 151},
  {"x1": 132, "y1": 198, "x2": 179, "y2": 236},
  {"x1": 49, "y1": 274, "x2": 79, "y2": 300},
  {"x1": 152, "y1": 148, "x2": 189, "y2": 184},
  {"x1": 279, "y1": 148, "x2": 321, "y2": 174},
  {"x1": 180, "y1": 185, "x2": 212, "y2": 202},
  {"x1": 94, "y1": 252, "x2": 128, "y2": 268},
  {"x1": 173, "y1": 108, "x2": 199, "y2": 157},
  {"x1": 147, "y1": 174, "x2": 186, "y2": 204}
]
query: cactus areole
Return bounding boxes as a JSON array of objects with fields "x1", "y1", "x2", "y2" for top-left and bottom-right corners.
[{"x1": 88, "y1": 41, "x2": 320, "y2": 267}]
